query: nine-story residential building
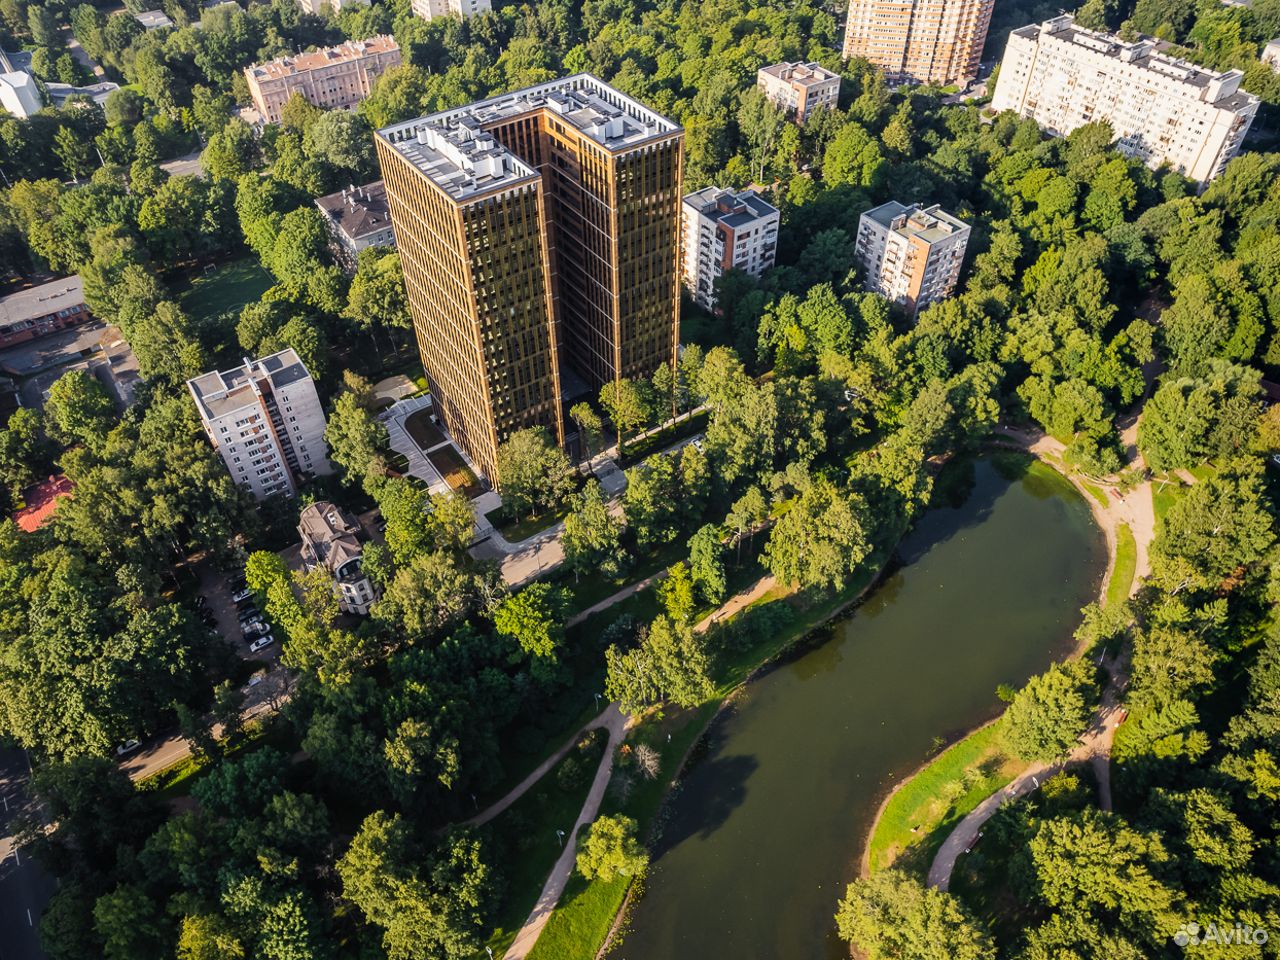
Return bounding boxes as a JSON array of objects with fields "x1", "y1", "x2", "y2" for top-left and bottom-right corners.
[
  {"x1": 375, "y1": 74, "x2": 683, "y2": 483},
  {"x1": 245, "y1": 36, "x2": 401, "y2": 124},
  {"x1": 856, "y1": 201, "x2": 970, "y2": 317},
  {"x1": 188, "y1": 349, "x2": 333, "y2": 500},
  {"x1": 681, "y1": 187, "x2": 779, "y2": 311},
  {"x1": 990, "y1": 15, "x2": 1258, "y2": 183},
  {"x1": 842, "y1": 0, "x2": 994, "y2": 87}
]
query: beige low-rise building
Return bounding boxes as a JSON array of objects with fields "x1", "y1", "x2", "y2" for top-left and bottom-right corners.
[
  {"x1": 244, "y1": 35, "x2": 401, "y2": 124},
  {"x1": 298, "y1": 501, "x2": 380, "y2": 615},
  {"x1": 856, "y1": 201, "x2": 969, "y2": 317},
  {"x1": 410, "y1": 0, "x2": 491, "y2": 20},
  {"x1": 1263, "y1": 38, "x2": 1280, "y2": 72},
  {"x1": 756, "y1": 62, "x2": 841, "y2": 121},
  {"x1": 295, "y1": 0, "x2": 369, "y2": 14}
]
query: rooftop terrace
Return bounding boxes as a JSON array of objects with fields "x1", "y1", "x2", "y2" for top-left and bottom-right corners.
[{"x1": 376, "y1": 74, "x2": 680, "y2": 202}]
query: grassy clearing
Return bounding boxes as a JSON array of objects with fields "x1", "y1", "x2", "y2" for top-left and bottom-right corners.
[
  {"x1": 865, "y1": 722, "x2": 1022, "y2": 877},
  {"x1": 1151, "y1": 476, "x2": 1187, "y2": 529},
  {"x1": 1079, "y1": 479, "x2": 1110, "y2": 508},
  {"x1": 478, "y1": 730, "x2": 607, "y2": 959},
  {"x1": 177, "y1": 258, "x2": 273, "y2": 325},
  {"x1": 1106, "y1": 523, "x2": 1137, "y2": 608},
  {"x1": 136, "y1": 716, "x2": 292, "y2": 802},
  {"x1": 617, "y1": 411, "x2": 709, "y2": 467}
]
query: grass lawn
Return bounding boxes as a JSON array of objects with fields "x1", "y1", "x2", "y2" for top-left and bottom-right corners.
[
  {"x1": 177, "y1": 258, "x2": 274, "y2": 325},
  {"x1": 1106, "y1": 523, "x2": 1137, "y2": 608},
  {"x1": 487, "y1": 503, "x2": 571, "y2": 543},
  {"x1": 618, "y1": 411, "x2": 709, "y2": 467},
  {"x1": 865, "y1": 721, "x2": 1022, "y2": 877},
  {"x1": 1078, "y1": 478, "x2": 1110, "y2": 509},
  {"x1": 478, "y1": 730, "x2": 607, "y2": 958},
  {"x1": 1151, "y1": 476, "x2": 1186, "y2": 529}
]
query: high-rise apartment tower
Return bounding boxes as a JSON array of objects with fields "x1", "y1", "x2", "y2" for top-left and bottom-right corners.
[
  {"x1": 375, "y1": 75, "x2": 683, "y2": 483},
  {"x1": 842, "y1": 0, "x2": 994, "y2": 86},
  {"x1": 856, "y1": 201, "x2": 970, "y2": 317}
]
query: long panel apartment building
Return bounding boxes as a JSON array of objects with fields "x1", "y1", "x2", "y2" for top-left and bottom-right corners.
[
  {"x1": 245, "y1": 36, "x2": 400, "y2": 124},
  {"x1": 990, "y1": 16, "x2": 1258, "y2": 183},
  {"x1": 374, "y1": 74, "x2": 683, "y2": 483},
  {"x1": 681, "y1": 188, "x2": 779, "y2": 311},
  {"x1": 842, "y1": 0, "x2": 994, "y2": 86},
  {"x1": 856, "y1": 201, "x2": 969, "y2": 317},
  {"x1": 188, "y1": 349, "x2": 332, "y2": 500}
]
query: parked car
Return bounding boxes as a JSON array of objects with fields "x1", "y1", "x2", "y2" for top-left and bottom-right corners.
[
  {"x1": 243, "y1": 621, "x2": 270, "y2": 639},
  {"x1": 690, "y1": 435, "x2": 706, "y2": 453},
  {"x1": 242, "y1": 674, "x2": 265, "y2": 693},
  {"x1": 249, "y1": 635, "x2": 275, "y2": 653},
  {"x1": 231, "y1": 588, "x2": 254, "y2": 604},
  {"x1": 115, "y1": 739, "x2": 141, "y2": 756}
]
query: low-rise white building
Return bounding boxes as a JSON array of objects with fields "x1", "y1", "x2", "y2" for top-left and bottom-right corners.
[
  {"x1": 188, "y1": 349, "x2": 332, "y2": 500},
  {"x1": 298, "y1": 501, "x2": 380, "y2": 615},
  {"x1": 856, "y1": 201, "x2": 970, "y2": 317},
  {"x1": 990, "y1": 15, "x2": 1258, "y2": 183},
  {"x1": 1263, "y1": 38, "x2": 1280, "y2": 72},
  {"x1": 680, "y1": 187, "x2": 779, "y2": 311},
  {"x1": 756, "y1": 62, "x2": 841, "y2": 121},
  {"x1": 315, "y1": 180, "x2": 395, "y2": 271},
  {"x1": 0, "y1": 70, "x2": 41, "y2": 118},
  {"x1": 133, "y1": 9, "x2": 174, "y2": 29},
  {"x1": 410, "y1": 0, "x2": 490, "y2": 20}
]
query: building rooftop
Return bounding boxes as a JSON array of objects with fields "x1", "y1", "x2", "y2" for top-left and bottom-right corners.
[
  {"x1": 249, "y1": 35, "x2": 398, "y2": 81},
  {"x1": 377, "y1": 74, "x2": 680, "y2": 202},
  {"x1": 0, "y1": 276, "x2": 84, "y2": 330},
  {"x1": 864, "y1": 201, "x2": 968, "y2": 244},
  {"x1": 1016, "y1": 16, "x2": 1258, "y2": 109},
  {"x1": 133, "y1": 9, "x2": 174, "y2": 29},
  {"x1": 684, "y1": 187, "x2": 779, "y2": 227},
  {"x1": 759, "y1": 61, "x2": 840, "y2": 86},
  {"x1": 187, "y1": 348, "x2": 314, "y2": 421},
  {"x1": 12, "y1": 475, "x2": 73, "y2": 533},
  {"x1": 315, "y1": 181, "x2": 392, "y2": 241},
  {"x1": 298, "y1": 501, "x2": 365, "y2": 579},
  {"x1": 46, "y1": 80, "x2": 119, "y2": 107}
]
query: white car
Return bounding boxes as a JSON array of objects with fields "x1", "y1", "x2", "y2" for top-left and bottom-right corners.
[
  {"x1": 231, "y1": 588, "x2": 254, "y2": 604},
  {"x1": 243, "y1": 621, "x2": 269, "y2": 638},
  {"x1": 115, "y1": 739, "x2": 141, "y2": 756},
  {"x1": 242, "y1": 674, "x2": 265, "y2": 692},
  {"x1": 249, "y1": 635, "x2": 275, "y2": 653},
  {"x1": 690, "y1": 436, "x2": 706, "y2": 453}
]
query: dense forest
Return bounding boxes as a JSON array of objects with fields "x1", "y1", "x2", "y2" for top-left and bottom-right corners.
[{"x1": 1, "y1": 0, "x2": 1280, "y2": 956}]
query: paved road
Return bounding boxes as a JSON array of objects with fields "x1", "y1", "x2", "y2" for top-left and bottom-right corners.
[{"x1": 0, "y1": 749, "x2": 53, "y2": 960}]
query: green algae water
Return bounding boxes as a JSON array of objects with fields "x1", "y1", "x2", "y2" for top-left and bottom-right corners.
[{"x1": 618, "y1": 456, "x2": 1105, "y2": 960}]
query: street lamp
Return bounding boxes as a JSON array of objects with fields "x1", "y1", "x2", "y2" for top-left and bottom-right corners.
[
  {"x1": 593, "y1": 692, "x2": 601, "y2": 711},
  {"x1": 486, "y1": 948, "x2": 494, "y2": 959},
  {"x1": 555, "y1": 829, "x2": 566, "y2": 848}
]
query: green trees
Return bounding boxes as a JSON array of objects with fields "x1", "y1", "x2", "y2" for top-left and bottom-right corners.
[
  {"x1": 1002, "y1": 659, "x2": 1097, "y2": 762},
  {"x1": 44, "y1": 370, "x2": 115, "y2": 449},
  {"x1": 604, "y1": 615, "x2": 714, "y2": 712},
  {"x1": 763, "y1": 477, "x2": 869, "y2": 592},
  {"x1": 575, "y1": 814, "x2": 648, "y2": 882},
  {"x1": 1137, "y1": 364, "x2": 1260, "y2": 472},
  {"x1": 561, "y1": 480, "x2": 626, "y2": 581},
  {"x1": 835, "y1": 870, "x2": 993, "y2": 960},
  {"x1": 492, "y1": 583, "x2": 571, "y2": 683},
  {"x1": 598, "y1": 378, "x2": 651, "y2": 451},
  {"x1": 688, "y1": 525, "x2": 727, "y2": 605},
  {"x1": 323, "y1": 372, "x2": 389, "y2": 494},
  {"x1": 496, "y1": 427, "x2": 576, "y2": 519},
  {"x1": 337, "y1": 813, "x2": 494, "y2": 960}
]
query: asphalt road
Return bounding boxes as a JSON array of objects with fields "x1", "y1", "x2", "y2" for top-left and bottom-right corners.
[{"x1": 0, "y1": 748, "x2": 53, "y2": 960}]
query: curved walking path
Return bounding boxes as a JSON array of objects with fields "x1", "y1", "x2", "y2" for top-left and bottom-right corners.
[
  {"x1": 500, "y1": 704, "x2": 630, "y2": 960},
  {"x1": 924, "y1": 424, "x2": 1155, "y2": 892}
]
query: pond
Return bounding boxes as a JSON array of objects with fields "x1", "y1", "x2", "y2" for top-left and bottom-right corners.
[{"x1": 617, "y1": 456, "x2": 1105, "y2": 960}]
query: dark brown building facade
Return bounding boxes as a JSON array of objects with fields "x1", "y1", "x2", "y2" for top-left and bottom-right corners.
[{"x1": 375, "y1": 75, "x2": 682, "y2": 483}]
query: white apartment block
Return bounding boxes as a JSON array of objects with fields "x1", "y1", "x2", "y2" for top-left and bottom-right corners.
[
  {"x1": 991, "y1": 16, "x2": 1259, "y2": 183},
  {"x1": 188, "y1": 349, "x2": 333, "y2": 500},
  {"x1": 681, "y1": 187, "x2": 779, "y2": 311},
  {"x1": 296, "y1": 0, "x2": 370, "y2": 15},
  {"x1": 411, "y1": 0, "x2": 491, "y2": 21},
  {"x1": 756, "y1": 62, "x2": 841, "y2": 121},
  {"x1": 244, "y1": 36, "x2": 400, "y2": 124},
  {"x1": 856, "y1": 201, "x2": 969, "y2": 317},
  {"x1": 843, "y1": 0, "x2": 994, "y2": 86}
]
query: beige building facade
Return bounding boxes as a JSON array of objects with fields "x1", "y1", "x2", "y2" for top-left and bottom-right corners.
[
  {"x1": 856, "y1": 201, "x2": 969, "y2": 317},
  {"x1": 842, "y1": 0, "x2": 994, "y2": 86},
  {"x1": 245, "y1": 36, "x2": 400, "y2": 124},
  {"x1": 756, "y1": 62, "x2": 841, "y2": 121},
  {"x1": 410, "y1": 0, "x2": 490, "y2": 20}
]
